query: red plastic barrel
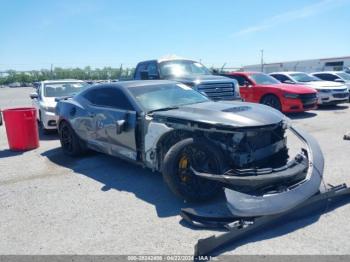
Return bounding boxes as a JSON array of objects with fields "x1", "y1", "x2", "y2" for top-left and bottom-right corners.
[{"x1": 2, "y1": 107, "x2": 39, "y2": 151}]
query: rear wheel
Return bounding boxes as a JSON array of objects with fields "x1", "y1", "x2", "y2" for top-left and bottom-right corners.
[
  {"x1": 261, "y1": 95, "x2": 282, "y2": 111},
  {"x1": 162, "y1": 138, "x2": 225, "y2": 201},
  {"x1": 58, "y1": 121, "x2": 86, "y2": 156}
]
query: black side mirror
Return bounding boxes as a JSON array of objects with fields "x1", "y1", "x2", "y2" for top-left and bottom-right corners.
[
  {"x1": 30, "y1": 92, "x2": 38, "y2": 99},
  {"x1": 116, "y1": 119, "x2": 126, "y2": 135},
  {"x1": 140, "y1": 70, "x2": 149, "y2": 80},
  {"x1": 0, "y1": 111, "x2": 3, "y2": 126},
  {"x1": 211, "y1": 69, "x2": 219, "y2": 74}
]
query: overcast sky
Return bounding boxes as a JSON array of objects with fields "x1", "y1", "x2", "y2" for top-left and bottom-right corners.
[{"x1": 1, "y1": 0, "x2": 349, "y2": 70}]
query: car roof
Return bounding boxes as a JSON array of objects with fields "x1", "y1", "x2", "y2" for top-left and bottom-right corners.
[
  {"x1": 93, "y1": 80, "x2": 179, "y2": 89},
  {"x1": 312, "y1": 71, "x2": 345, "y2": 74},
  {"x1": 42, "y1": 79, "x2": 84, "y2": 84},
  {"x1": 270, "y1": 71, "x2": 306, "y2": 75},
  {"x1": 138, "y1": 57, "x2": 196, "y2": 64},
  {"x1": 229, "y1": 71, "x2": 263, "y2": 75},
  {"x1": 158, "y1": 58, "x2": 195, "y2": 63}
]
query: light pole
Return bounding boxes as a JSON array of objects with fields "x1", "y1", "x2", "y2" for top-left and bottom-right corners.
[{"x1": 260, "y1": 49, "x2": 264, "y2": 72}]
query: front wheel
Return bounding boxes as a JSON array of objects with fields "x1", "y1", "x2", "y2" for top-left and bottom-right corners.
[
  {"x1": 162, "y1": 138, "x2": 225, "y2": 202},
  {"x1": 58, "y1": 121, "x2": 86, "y2": 156},
  {"x1": 261, "y1": 95, "x2": 282, "y2": 111}
]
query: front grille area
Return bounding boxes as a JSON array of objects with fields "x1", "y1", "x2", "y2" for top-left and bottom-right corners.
[
  {"x1": 333, "y1": 93, "x2": 349, "y2": 99},
  {"x1": 197, "y1": 82, "x2": 236, "y2": 100},
  {"x1": 332, "y1": 88, "x2": 348, "y2": 92},
  {"x1": 303, "y1": 104, "x2": 316, "y2": 109},
  {"x1": 299, "y1": 93, "x2": 318, "y2": 106}
]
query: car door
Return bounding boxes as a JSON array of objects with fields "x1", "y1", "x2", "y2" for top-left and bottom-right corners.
[
  {"x1": 240, "y1": 75, "x2": 256, "y2": 102},
  {"x1": 227, "y1": 75, "x2": 244, "y2": 99},
  {"x1": 230, "y1": 75, "x2": 254, "y2": 102},
  {"x1": 83, "y1": 86, "x2": 138, "y2": 161}
]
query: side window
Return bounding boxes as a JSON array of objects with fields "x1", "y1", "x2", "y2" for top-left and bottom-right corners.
[
  {"x1": 313, "y1": 74, "x2": 325, "y2": 80},
  {"x1": 318, "y1": 74, "x2": 337, "y2": 81},
  {"x1": 84, "y1": 87, "x2": 134, "y2": 110},
  {"x1": 229, "y1": 75, "x2": 247, "y2": 86},
  {"x1": 134, "y1": 63, "x2": 147, "y2": 80},
  {"x1": 272, "y1": 74, "x2": 290, "y2": 83},
  {"x1": 147, "y1": 62, "x2": 159, "y2": 79}
]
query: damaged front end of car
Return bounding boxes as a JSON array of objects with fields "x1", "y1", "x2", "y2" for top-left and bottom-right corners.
[
  {"x1": 143, "y1": 101, "x2": 350, "y2": 256},
  {"x1": 191, "y1": 123, "x2": 324, "y2": 217},
  {"x1": 147, "y1": 102, "x2": 324, "y2": 215},
  {"x1": 175, "y1": 121, "x2": 350, "y2": 257}
]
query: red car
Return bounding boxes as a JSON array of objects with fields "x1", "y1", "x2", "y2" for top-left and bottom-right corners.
[{"x1": 223, "y1": 72, "x2": 318, "y2": 113}]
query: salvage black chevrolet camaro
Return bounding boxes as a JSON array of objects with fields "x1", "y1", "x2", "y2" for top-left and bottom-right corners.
[{"x1": 56, "y1": 80, "x2": 324, "y2": 217}]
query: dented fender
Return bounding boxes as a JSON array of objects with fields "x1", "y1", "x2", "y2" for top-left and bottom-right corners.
[{"x1": 144, "y1": 121, "x2": 173, "y2": 168}]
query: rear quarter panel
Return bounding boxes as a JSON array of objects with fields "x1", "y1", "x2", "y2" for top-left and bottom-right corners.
[{"x1": 56, "y1": 97, "x2": 91, "y2": 140}]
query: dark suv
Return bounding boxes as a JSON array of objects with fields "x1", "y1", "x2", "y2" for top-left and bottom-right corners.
[{"x1": 134, "y1": 58, "x2": 240, "y2": 101}]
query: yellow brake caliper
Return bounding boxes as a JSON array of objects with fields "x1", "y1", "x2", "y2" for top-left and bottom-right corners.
[{"x1": 179, "y1": 155, "x2": 189, "y2": 182}]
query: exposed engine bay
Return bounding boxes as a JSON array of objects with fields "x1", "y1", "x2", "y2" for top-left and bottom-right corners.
[{"x1": 204, "y1": 121, "x2": 288, "y2": 169}]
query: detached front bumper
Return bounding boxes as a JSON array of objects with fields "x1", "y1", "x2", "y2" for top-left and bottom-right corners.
[{"x1": 192, "y1": 126, "x2": 324, "y2": 217}]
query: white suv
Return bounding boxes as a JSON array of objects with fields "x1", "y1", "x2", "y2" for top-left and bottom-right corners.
[
  {"x1": 30, "y1": 80, "x2": 89, "y2": 133},
  {"x1": 270, "y1": 72, "x2": 349, "y2": 105}
]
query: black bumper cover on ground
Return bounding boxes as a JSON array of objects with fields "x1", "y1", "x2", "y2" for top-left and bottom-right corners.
[{"x1": 180, "y1": 183, "x2": 350, "y2": 257}]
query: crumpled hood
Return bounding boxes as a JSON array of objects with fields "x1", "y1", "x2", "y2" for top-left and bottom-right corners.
[
  {"x1": 302, "y1": 81, "x2": 346, "y2": 90},
  {"x1": 168, "y1": 74, "x2": 234, "y2": 84},
  {"x1": 153, "y1": 101, "x2": 285, "y2": 128}
]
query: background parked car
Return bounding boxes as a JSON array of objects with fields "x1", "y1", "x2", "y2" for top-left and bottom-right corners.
[
  {"x1": 221, "y1": 72, "x2": 317, "y2": 113},
  {"x1": 311, "y1": 71, "x2": 350, "y2": 89},
  {"x1": 30, "y1": 80, "x2": 90, "y2": 134},
  {"x1": 134, "y1": 57, "x2": 241, "y2": 101},
  {"x1": 8, "y1": 82, "x2": 21, "y2": 88},
  {"x1": 270, "y1": 72, "x2": 349, "y2": 105}
]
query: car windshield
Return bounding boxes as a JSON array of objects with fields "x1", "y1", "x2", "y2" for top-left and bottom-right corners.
[
  {"x1": 159, "y1": 60, "x2": 211, "y2": 77},
  {"x1": 44, "y1": 82, "x2": 90, "y2": 97},
  {"x1": 128, "y1": 83, "x2": 209, "y2": 112},
  {"x1": 337, "y1": 72, "x2": 350, "y2": 81},
  {"x1": 250, "y1": 73, "x2": 280, "y2": 85},
  {"x1": 290, "y1": 73, "x2": 320, "y2": 82}
]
